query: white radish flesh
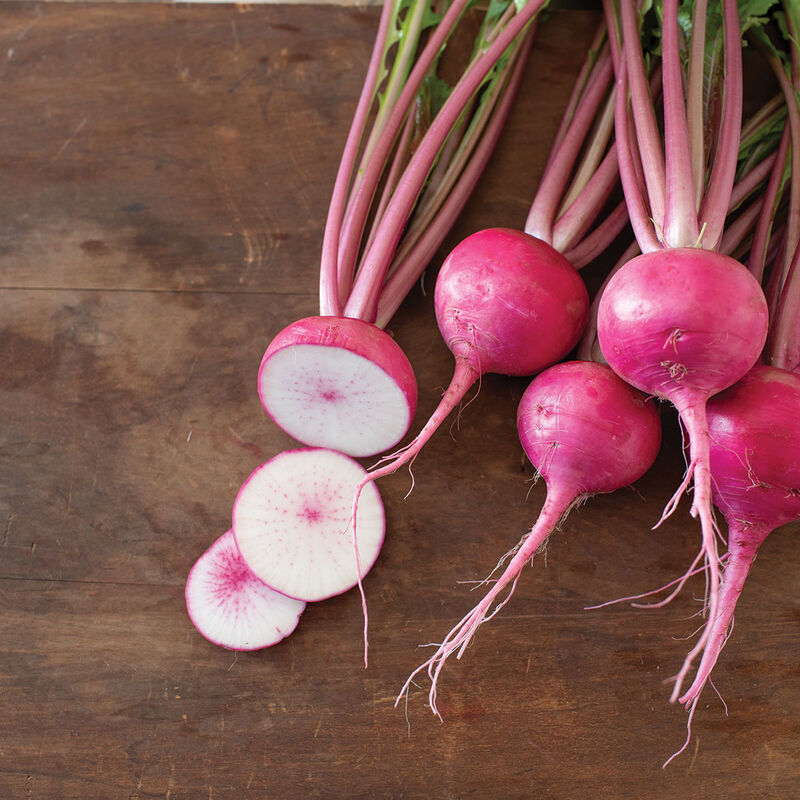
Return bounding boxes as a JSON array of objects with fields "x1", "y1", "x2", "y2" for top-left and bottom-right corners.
[
  {"x1": 233, "y1": 448, "x2": 385, "y2": 602},
  {"x1": 258, "y1": 317, "x2": 417, "y2": 458},
  {"x1": 185, "y1": 529, "x2": 306, "y2": 651}
]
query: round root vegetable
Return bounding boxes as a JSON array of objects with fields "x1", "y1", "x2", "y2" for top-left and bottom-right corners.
[
  {"x1": 233, "y1": 448, "x2": 385, "y2": 603},
  {"x1": 397, "y1": 361, "x2": 661, "y2": 716},
  {"x1": 258, "y1": 317, "x2": 417, "y2": 458},
  {"x1": 354, "y1": 227, "x2": 589, "y2": 499},
  {"x1": 597, "y1": 248, "x2": 768, "y2": 652},
  {"x1": 660, "y1": 366, "x2": 800, "y2": 763},
  {"x1": 185, "y1": 529, "x2": 306, "y2": 651}
]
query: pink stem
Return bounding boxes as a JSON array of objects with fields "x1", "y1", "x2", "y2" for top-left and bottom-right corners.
[
  {"x1": 718, "y1": 197, "x2": 761, "y2": 258},
  {"x1": 619, "y1": 0, "x2": 666, "y2": 234},
  {"x1": 603, "y1": 0, "x2": 661, "y2": 253},
  {"x1": 686, "y1": 0, "x2": 708, "y2": 210},
  {"x1": 746, "y1": 125, "x2": 790, "y2": 281},
  {"x1": 319, "y1": 0, "x2": 395, "y2": 316},
  {"x1": 767, "y1": 55, "x2": 800, "y2": 289},
  {"x1": 661, "y1": 0, "x2": 699, "y2": 248},
  {"x1": 344, "y1": 0, "x2": 547, "y2": 322},
  {"x1": 729, "y1": 149, "x2": 779, "y2": 213},
  {"x1": 374, "y1": 29, "x2": 534, "y2": 328},
  {"x1": 336, "y1": 0, "x2": 473, "y2": 313},
  {"x1": 360, "y1": 109, "x2": 417, "y2": 265},
  {"x1": 524, "y1": 51, "x2": 614, "y2": 243},
  {"x1": 561, "y1": 200, "x2": 630, "y2": 269},
  {"x1": 697, "y1": 0, "x2": 743, "y2": 250},
  {"x1": 544, "y1": 23, "x2": 609, "y2": 173},
  {"x1": 551, "y1": 145, "x2": 619, "y2": 254},
  {"x1": 767, "y1": 245, "x2": 800, "y2": 370}
]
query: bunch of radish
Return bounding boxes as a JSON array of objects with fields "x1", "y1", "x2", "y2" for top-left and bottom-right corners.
[
  {"x1": 394, "y1": 0, "x2": 800, "y2": 766},
  {"x1": 181, "y1": 0, "x2": 800, "y2": 769},
  {"x1": 185, "y1": 0, "x2": 550, "y2": 652}
]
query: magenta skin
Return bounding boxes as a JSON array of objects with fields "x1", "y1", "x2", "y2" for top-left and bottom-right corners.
[
  {"x1": 434, "y1": 228, "x2": 589, "y2": 376},
  {"x1": 258, "y1": 315, "x2": 418, "y2": 438},
  {"x1": 597, "y1": 248, "x2": 769, "y2": 404},
  {"x1": 708, "y1": 366, "x2": 800, "y2": 534},
  {"x1": 517, "y1": 361, "x2": 662, "y2": 496}
]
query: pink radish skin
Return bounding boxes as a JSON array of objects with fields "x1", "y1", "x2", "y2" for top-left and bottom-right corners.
[
  {"x1": 597, "y1": 248, "x2": 768, "y2": 653},
  {"x1": 397, "y1": 361, "x2": 661, "y2": 716},
  {"x1": 258, "y1": 316, "x2": 417, "y2": 458},
  {"x1": 233, "y1": 448, "x2": 385, "y2": 603},
  {"x1": 185, "y1": 530, "x2": 306, "y2": 651},
  {"x1": 662, "y1": 366, "x2": 800, "y2": 762},
  {"x1": 355, "y1": 228, "x2": 589, "y2": 496}
]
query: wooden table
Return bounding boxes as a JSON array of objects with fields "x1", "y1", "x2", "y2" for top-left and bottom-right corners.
[{"x1": 0, "y1": 3, "x2": 797, "y2": 797}]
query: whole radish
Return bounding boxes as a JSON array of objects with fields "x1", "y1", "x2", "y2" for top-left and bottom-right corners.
[
  {"x1": 397, "y1": 360, "x2": 661, "y2": 716},
  {"x1": 598, "y1": 0, "x2": 768, "y2": 652},
  {"x1": 658, "y1": 366, "x2": 800, "y2": 763}
]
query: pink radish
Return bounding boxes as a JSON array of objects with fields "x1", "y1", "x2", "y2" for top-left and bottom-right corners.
[
  {"x1": 233, "y1": 448, "x2": 385, "y2": 603},
  {"x1": 258, "y1": 317, "x2": 417, "y2": 458},
  {"x1": 598, "y1": 0, "x2": 768, "y2": 657},
  {"x1": 659, "y1": 366, "x2": 800, "y2": 763},
  {"x1": 351, "y1": 226, "x2": 589, "y2": 526},
  {"x1": 397, "y1": 360, "x2": 661, "y2": 715},
  {"x1": 185, "y1": 529, "x2": 306, "y2": 651}
]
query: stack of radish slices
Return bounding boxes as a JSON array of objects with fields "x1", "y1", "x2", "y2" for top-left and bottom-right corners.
[{"x1": 186, "y1": 451, "x2": 384, "y2": 651}]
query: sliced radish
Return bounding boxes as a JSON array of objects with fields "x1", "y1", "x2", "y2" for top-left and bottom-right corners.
[
  {"x1": 257, "y1": 316, "x2": 417, "y2": 458},
  {"x1": 185, "y1": 530, "x2": 306, "y2": 651},
  {"x1": 233, "y1": 448, "x2": 385, "y2": 602}
]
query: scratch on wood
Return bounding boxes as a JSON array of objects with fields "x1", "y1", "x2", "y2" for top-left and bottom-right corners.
[
  {"x1": 50, "y1": 116, "x2": 89, "y2": 164},
  {"x1": 313, "y1": 717, "x2": 323, "y2": 738},
  {"x1": 2, "y1": 515, "x2": 14, "y2": 546},
  {"x1": 16, "y1": 7, "x2": 42, "y2": 42}
]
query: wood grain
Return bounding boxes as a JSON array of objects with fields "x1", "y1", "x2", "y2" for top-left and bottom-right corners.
[{"x1": 0, "y1": 4, "x2": 798, "y2": 798}]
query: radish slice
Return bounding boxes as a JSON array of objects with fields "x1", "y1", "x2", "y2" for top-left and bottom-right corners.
[
  {"x1": 185, "y1": 530, "x2": 306, "y2": 651},
  {"x1": 233, "y1": 448, "x2": 385, "y2": 602},
  {"x1": 258, "y1": 317, "x2": 417, "y2": 458}
]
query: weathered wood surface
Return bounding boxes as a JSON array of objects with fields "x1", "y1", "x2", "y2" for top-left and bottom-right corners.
[{"x1": 0, "y1": 3, "x2": 798, "y2": 798}]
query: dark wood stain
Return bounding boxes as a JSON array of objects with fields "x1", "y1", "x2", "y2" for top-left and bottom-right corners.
[{"x1": 0, "y1": 3, "x2": 797, "y2": 799}]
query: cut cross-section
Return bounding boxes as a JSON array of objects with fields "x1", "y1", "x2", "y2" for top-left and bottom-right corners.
[
  {"x1": 258, "y1": 317, "x2": 417, "y2": 458},
  {"x1": 185, "y1": 529, "x2": 306, "y2": 651},
  {"x1": 233, "y1": 448, "x2": 385, "y2": 602}
]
